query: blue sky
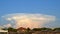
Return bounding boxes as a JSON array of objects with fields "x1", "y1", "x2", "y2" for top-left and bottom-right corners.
[
  {"x1": 0, "y1": 0, "x2": 60, "y2": 17},
  {"x1": 0, "y1": 0, "x2": 60, "y2": 28}
]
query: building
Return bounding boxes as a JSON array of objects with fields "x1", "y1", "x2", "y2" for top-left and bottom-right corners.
[
  {"x1": 17, "y1": 27, "x2": 26, "y2": 33},
  {"x1": 0, "y1": 27, "x2": 8, "y2": 34}
]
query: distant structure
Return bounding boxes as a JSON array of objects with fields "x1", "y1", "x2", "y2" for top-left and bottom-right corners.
[
  {"x1": 17, "y1": 27, "x2": 26, "y2": 32},
  {"x1": 0, "y1": 27, "x2": 8, "y2": 32},
  {"x1": 0, "y1": 27, "x2": 8, "y2": 34}
]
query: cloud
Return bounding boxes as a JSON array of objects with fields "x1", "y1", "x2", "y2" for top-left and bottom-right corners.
[
  {"x1": 3, "y1": 24, "x2": 12, "y2": 28},
  {"x1": 1, "y1": 13, "x2": 56, "y2": 28}
]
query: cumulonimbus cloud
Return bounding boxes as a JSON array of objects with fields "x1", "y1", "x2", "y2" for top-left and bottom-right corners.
[{"x1": 1, "y1": 13, "x2": 56, "y2": 29}]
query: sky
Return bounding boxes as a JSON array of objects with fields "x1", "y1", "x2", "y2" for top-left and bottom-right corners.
[{"x1": 0, "y1": 0, "x2": 60, "y2": 28}]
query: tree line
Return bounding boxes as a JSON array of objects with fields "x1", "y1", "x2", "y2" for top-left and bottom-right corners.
[{"x1": 1, "y1": 27, "x2": 60, "y2": 32}]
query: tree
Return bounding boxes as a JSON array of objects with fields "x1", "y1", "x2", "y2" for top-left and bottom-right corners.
[
  {"x1": 32, "y1": 27, "x2": 52, "y2": 31},
  {"x1": 25, "y1": 28, "x2": 32, "y2": 34},
  {"x1": 26, "y1": 28, "x2": 31, "y2": 32},
  {"x1": 53, "y1": 28, "x2": 60, "y2": 31},
  {"x1": 8, "y1": 27, "x2": 17, "y2": 32},
  {"x1": 32, "y1": 28, "x2": 41, "y2": 31},
  {"x1": 39, "y1": 27, "x2": 52, "y2": 31}
]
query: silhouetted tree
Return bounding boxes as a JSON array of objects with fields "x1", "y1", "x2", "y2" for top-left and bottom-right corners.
[
  {"x1": 32, "y1": 27, "x2": 52, "y2": 31},
  {"x1": 32, "y1": 28, "x2": 41, "y2": 31},
  {"x1": 8, "y1": 27, "x2": 17, "y2": 32},
  {"x1": 40, "y1": 27, "x2": 52, "y2": 31},
  {"x1": 53, "y1": 28, "x2": 60, "y2": 31},
  {"x1": 26, "y1": 28, "x2": 31, "y2": 31}
]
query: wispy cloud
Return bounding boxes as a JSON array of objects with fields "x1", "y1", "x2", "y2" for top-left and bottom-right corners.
[
  {"x1": 1, "y1": 13, "x2": 56, "y2": 28},
  {"x1": 3, "y1": 24, "x2": 12, "y2": 28}
]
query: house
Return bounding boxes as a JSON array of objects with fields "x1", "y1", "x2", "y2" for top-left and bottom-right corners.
[
  {"x1": 0, "y1": 27, "x2": 8, "y2": 34},
  {"x1": 0, "y1": 27, "x2": 8, "y2": 32},
  {"x1": 17, "y1": 27, "x2": 26, "y2": 32},
  {"x1": 0, "y1": 30, "x2": 8, "y2": 32}
]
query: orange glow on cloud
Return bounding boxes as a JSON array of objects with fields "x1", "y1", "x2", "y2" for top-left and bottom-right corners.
[{"x1": 2, "y1": 13, "x2": 56, "y2": 28}]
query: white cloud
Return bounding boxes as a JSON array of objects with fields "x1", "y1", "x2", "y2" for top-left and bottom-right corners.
[
  {"x1": 1, "y1": 13, "x2": 56, "y2": 29},
  {"x1": 3, "y1": 24, "x2": 12, "y2": 28}
]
